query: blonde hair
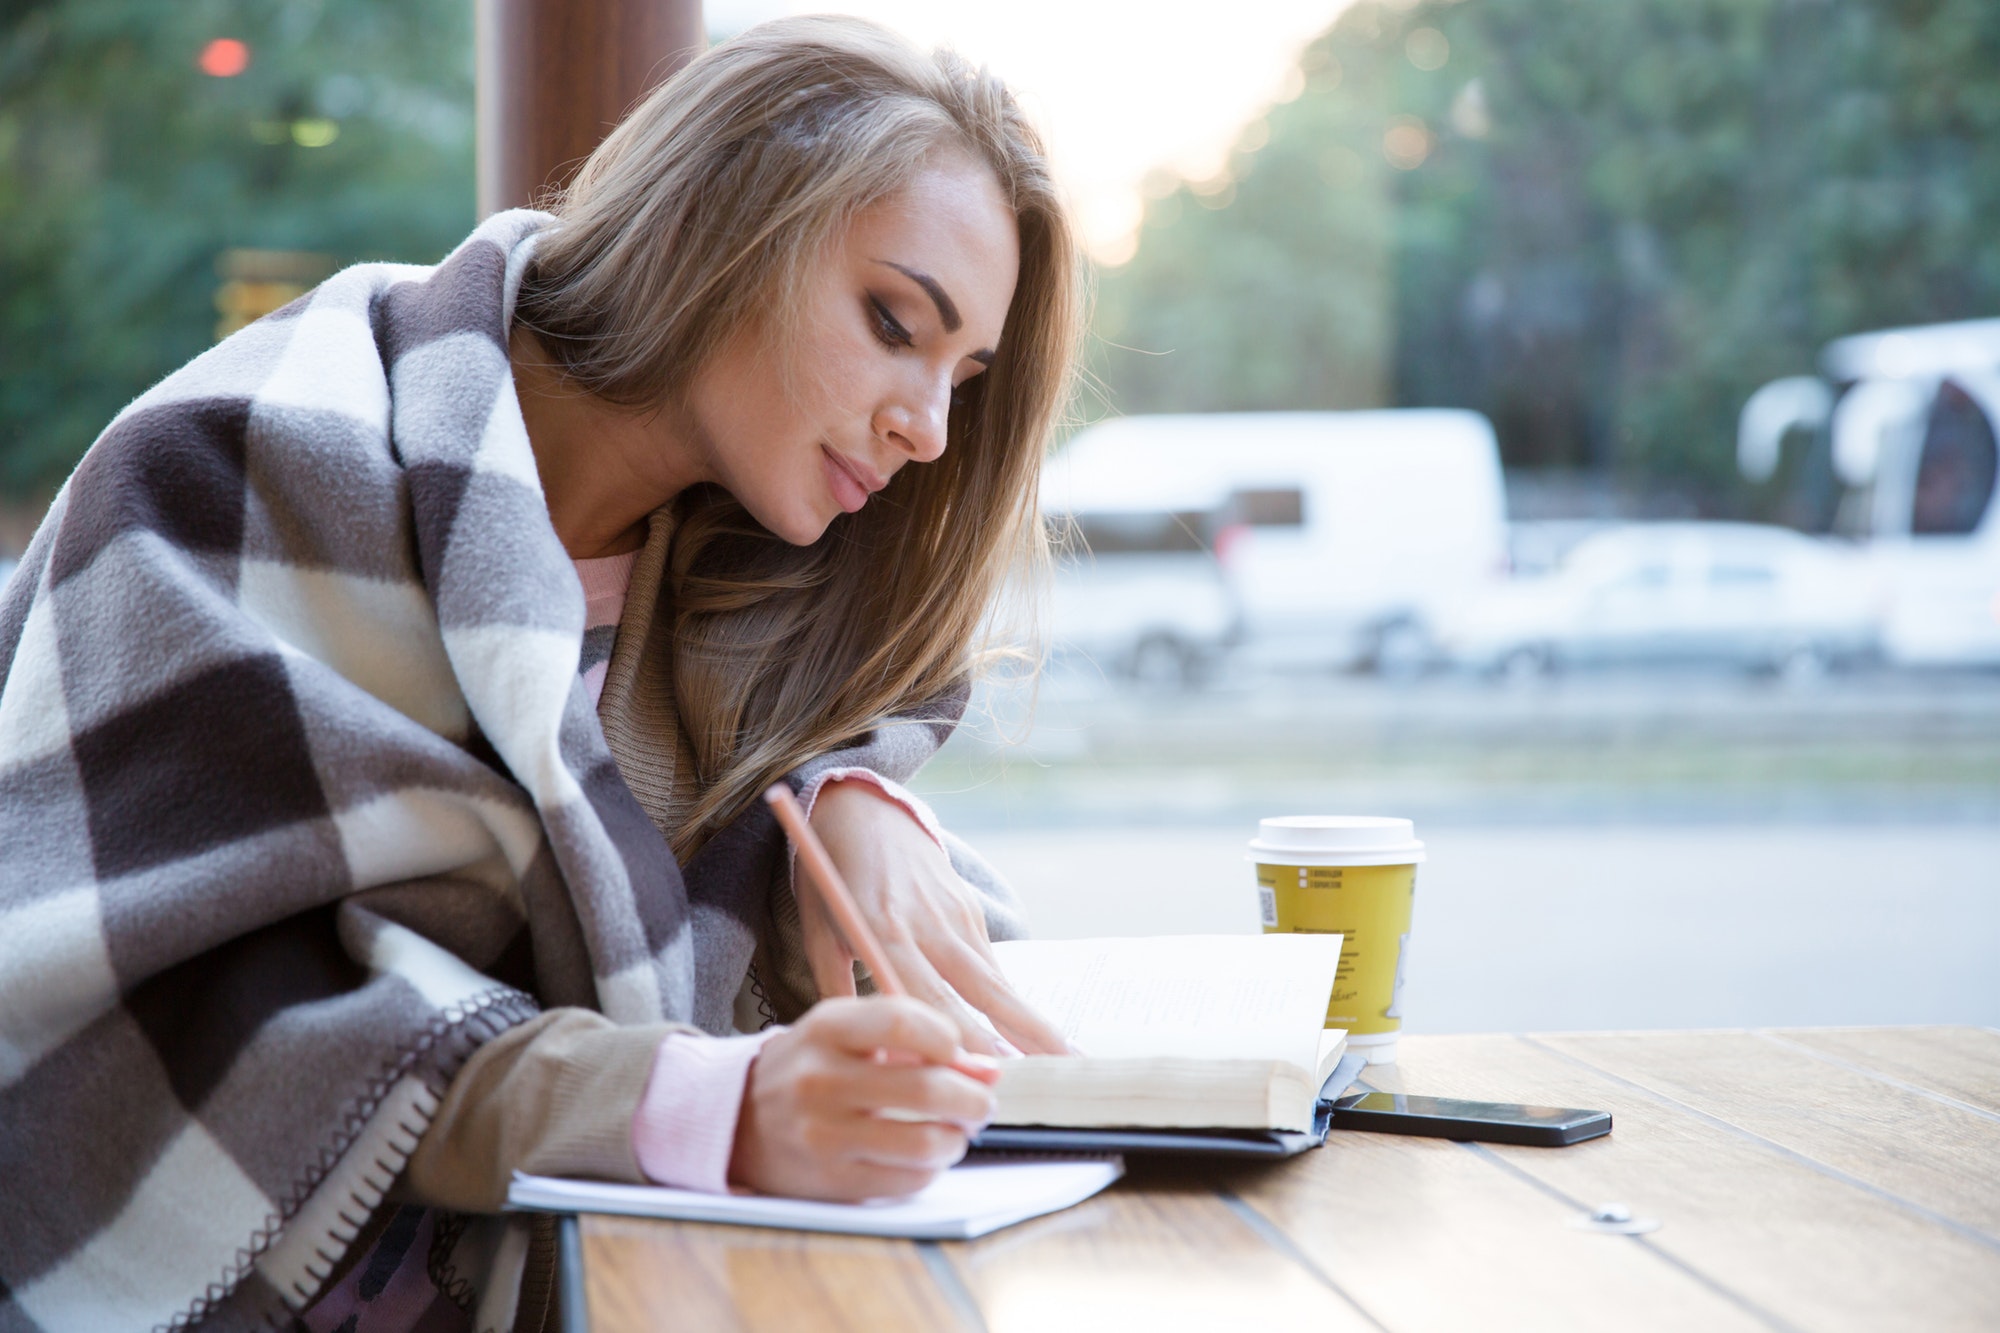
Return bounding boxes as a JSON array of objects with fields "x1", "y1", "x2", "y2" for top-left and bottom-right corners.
[{"x1": 516, "y1": 15, "x2": 1081, "y2": 856}]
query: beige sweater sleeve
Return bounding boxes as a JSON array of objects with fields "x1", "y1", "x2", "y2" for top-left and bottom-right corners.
[{"x1": 401, "y1": 1008, "x2": 695, "y2": 1213}]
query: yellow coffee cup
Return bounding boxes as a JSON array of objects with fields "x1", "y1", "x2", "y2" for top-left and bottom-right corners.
[{"x1": 1251, "y1": 815, "x2": 1424, "y2": 1064}]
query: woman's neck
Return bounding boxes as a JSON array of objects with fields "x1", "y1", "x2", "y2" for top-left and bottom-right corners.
[{"x1": 509, "y1": 326, "x2": 709, "y2": 559}]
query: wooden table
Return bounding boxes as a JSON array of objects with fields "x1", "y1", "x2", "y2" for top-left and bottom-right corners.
[{"x1": 568, "y1": 1027, "x2": 2000, "y2": 1332}]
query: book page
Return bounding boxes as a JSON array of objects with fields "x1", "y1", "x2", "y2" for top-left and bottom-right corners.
[{"x1": 992, "y1": 934, "x2": 1342, "y2": 1069}]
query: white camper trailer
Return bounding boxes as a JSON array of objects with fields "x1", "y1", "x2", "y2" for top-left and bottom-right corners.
[
  {"x1": 1042, "y1": 411, "x2": 1508, "y2": 673},
  {"x1": 1738, "y1": 318, "x2": 2000, "y2": 667}
]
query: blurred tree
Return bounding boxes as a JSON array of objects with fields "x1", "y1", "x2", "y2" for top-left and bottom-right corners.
[
  {"x1": 0, "y1": 0, "x2": 474, "y2": 495},
  {"x1": 1095, "y1": 0, "x2": 2000, "y2": 510},
  {"x1": 1090, "y1": 44, "x2": 1398, "y2": 417}
]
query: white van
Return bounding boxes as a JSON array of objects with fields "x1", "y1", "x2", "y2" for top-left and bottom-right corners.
[
  {"x1": 1040, "y1": 509, "x2": 1239, "y2": 686},
  {"x1": 1042, "y1": 411, "x2": 1508, "y2": 672}
]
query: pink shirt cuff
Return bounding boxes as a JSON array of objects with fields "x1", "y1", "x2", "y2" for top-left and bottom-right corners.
[{"x1": 630, "y1": 1029, "x2": 781, "y2": 1193}]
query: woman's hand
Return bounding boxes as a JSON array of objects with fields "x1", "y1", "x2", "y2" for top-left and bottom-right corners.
[
  {"x1": 729, "y1": 997, "x2": 996, "y2": 1201},
  {"x1": 802, "y1": 779, "x2": 1068, "y2": 1056}
]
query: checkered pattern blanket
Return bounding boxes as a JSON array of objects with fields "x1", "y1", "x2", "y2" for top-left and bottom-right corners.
[{"x1": 0, "y1": 209, "x2": 988, "y2": 1331}]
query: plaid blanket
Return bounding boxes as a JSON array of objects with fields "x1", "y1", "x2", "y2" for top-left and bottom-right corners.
[{"x1": 0, "y1": 209, "x2": 994, "y2": 1331}]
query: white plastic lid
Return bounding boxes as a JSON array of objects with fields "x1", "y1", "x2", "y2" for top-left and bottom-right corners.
[{"x1": 1247, "y1": 815, "x2": 1425, "y2": 866}]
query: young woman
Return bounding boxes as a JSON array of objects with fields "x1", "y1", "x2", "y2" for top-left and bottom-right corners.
[{"x1": 0, "y1": 16, "x2": 1078, "y2": 1332}]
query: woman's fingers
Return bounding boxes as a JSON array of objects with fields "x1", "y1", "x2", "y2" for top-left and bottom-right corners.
[
  {"x1": 802, "y1": 883, "x2": 1026, "y2": 1058},
  {"x1": 799, "y1": 886, "x2": 860, "y2": 1000},
  {"x1": 889, "y1": 917, "x2": 1067, "y2": 1056},
  {"x1": 863, "y1": 1067, "x2": 996, "y2": 1130},
  {"x1": 810, "y1": 994, "x2": 963, "y2": 1065},
  {"x1": 779, "y1": 999, "x2": 990, "y2": 1198},
  {"x1": 796, "y1": 780, "x2": 1067, "y2": 1054},
  {"x1": 734, "y1": 998, "x2": 997, "y2": 1202},
  {"x1": 803, "y1": 1003, "x2": 996, "y2": 1124},
  {"x1": 925, "y1": 934, "x2": 1070, "y2": 1055},
  {"x1": 841, "y1": 1111, "x2": 973, "y2": 1172},
  {"x1": 902, "y1": 878, "x2": 1069, "y2": 1055},
  {"x1": 878, "y1": 935, "x2": 1003, "y2": 1055},
  {"x1": 791, "y1": 1082, "x2": 978, "y2": 1163}
]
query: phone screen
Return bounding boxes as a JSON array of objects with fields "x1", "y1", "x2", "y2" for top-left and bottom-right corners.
[
  {"x1": 1328, "y1": 1092, "x2": 1612, "y2": 1145},
  {"x1": 1339, "y1": 1092, "x2": 1587, "y2": 1125}
]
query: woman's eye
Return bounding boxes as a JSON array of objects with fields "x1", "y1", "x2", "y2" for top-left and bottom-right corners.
[{"x1": 868, "y1": 296, "x2": 913, "y2": 349}]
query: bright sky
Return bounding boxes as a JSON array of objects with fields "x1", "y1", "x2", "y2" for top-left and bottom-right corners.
[{"x1": 704, "y1": 0, "x2": 1358, "y2": 264}]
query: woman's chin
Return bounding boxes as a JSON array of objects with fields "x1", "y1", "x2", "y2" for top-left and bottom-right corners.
[
  {"x1": 756, "y1": 500, "x2": 838, "y2": 547},
  {"x1": 792, "y1": 518, "x2": 838, "y2": 546},
  {"x1": 730, "y1": 482, "x2": 843, "y2": 546}
]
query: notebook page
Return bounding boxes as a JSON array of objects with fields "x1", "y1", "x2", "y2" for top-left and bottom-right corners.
[
  {"x1": 507, "y1": 1158, "x2": 1123, "y2": 1240},
  {"x1": 992, "y1": 934, "x2": 1342, "y2": 1069}
]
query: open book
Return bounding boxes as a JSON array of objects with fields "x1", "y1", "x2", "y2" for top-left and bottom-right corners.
[{"x1": 989, "y1": 934, "x2": 1347, "y2": 1134}]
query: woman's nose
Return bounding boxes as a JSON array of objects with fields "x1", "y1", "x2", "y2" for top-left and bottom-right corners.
[{"x1": 876, "y1": 370, "x2": 951, "y2": 464}]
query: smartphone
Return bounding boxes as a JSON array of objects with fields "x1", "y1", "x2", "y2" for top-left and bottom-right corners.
[{"x1": 1327, "y1": 1091, "x2": 1611, "y2": 1147}]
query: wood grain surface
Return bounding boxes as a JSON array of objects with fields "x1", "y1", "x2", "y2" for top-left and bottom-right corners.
[
  {"x1": 939, "y1": 1183, "x2": 1379, "y2": 1333},
  {"x1": 1540, "y1": 1029, "x2": 2000, "y2": 1235},
  {"x1": 1230, "y1": 1102, "x2": 1768, "y2": 1331},
  {"x1": 574, "y1": 1028, "x2": 2000, "y2": 1333},
  {"x1": 1382, "y1": 1031, "x2": 2000, "y2": 1331},
  {"x1": 1767, "y1": 1025, "x2": 2000, "y2": 1114},
  {"x1": 580, "y1": 1216, "x2": 971, "y2": 1333}
]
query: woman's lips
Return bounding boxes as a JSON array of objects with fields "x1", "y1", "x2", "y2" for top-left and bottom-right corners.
[{"x1": 822, "y1": 446, "x2": 884, "y2": 514}]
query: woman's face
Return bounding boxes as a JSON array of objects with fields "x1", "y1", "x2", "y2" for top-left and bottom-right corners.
[{"x1": 685, "y1": 157, "x2": 1021, "y2": 545}]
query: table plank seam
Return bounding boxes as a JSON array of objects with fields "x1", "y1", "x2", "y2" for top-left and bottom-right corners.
[
  {"x1": 1217, "y1": 1190, "x2": 1393, "y2": 1333},
  {"x1": 1754, "y1": 1031, "x2": 2000, "y2": 1125},
  {"x1": 917, "y1": 1241, "x2": 991, "y2": 1333},
  {"x1": 1518, "y1": 1034, "x2": 2000, "y2": 1255},
  {"x1": 1456, "y1": 1142, "x2": 1804, "y2": 1333}
]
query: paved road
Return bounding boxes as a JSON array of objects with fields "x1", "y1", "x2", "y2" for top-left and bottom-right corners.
[
  {"x1": 960, "y1": 822, "x2": 2000, "y2": 1033},
  {"x1": 920, "y1": 667, "x2": 1999, "y2": 1031},
  {"x1": 921, "y1": 666, "x2": 2000, "y2": 827}
]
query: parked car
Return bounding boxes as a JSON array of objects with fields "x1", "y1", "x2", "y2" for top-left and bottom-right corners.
[
  {"x1": 1442, "y1": 523, "x2": 1880, "y2": 677},
  {"x1": 1505, "y1": 520, "x2": 1617, "y2": 580},
  {"x1": 1043, "y1": 411, "x2": 1508, "y2": 675}
]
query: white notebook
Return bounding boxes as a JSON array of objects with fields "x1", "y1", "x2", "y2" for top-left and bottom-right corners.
[{"x1": 506, "y1": 1156, "x2": 1123, "y2": 1240}]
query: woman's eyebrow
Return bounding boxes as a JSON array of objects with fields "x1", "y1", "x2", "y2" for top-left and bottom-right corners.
[{"x1": 876, "y1": 260, "x2": 962, "y2": 333}]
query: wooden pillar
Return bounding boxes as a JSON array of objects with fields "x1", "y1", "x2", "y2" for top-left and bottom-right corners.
[{"x1": 476, "y1": 0, "x2": 706, "y2": 217}]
